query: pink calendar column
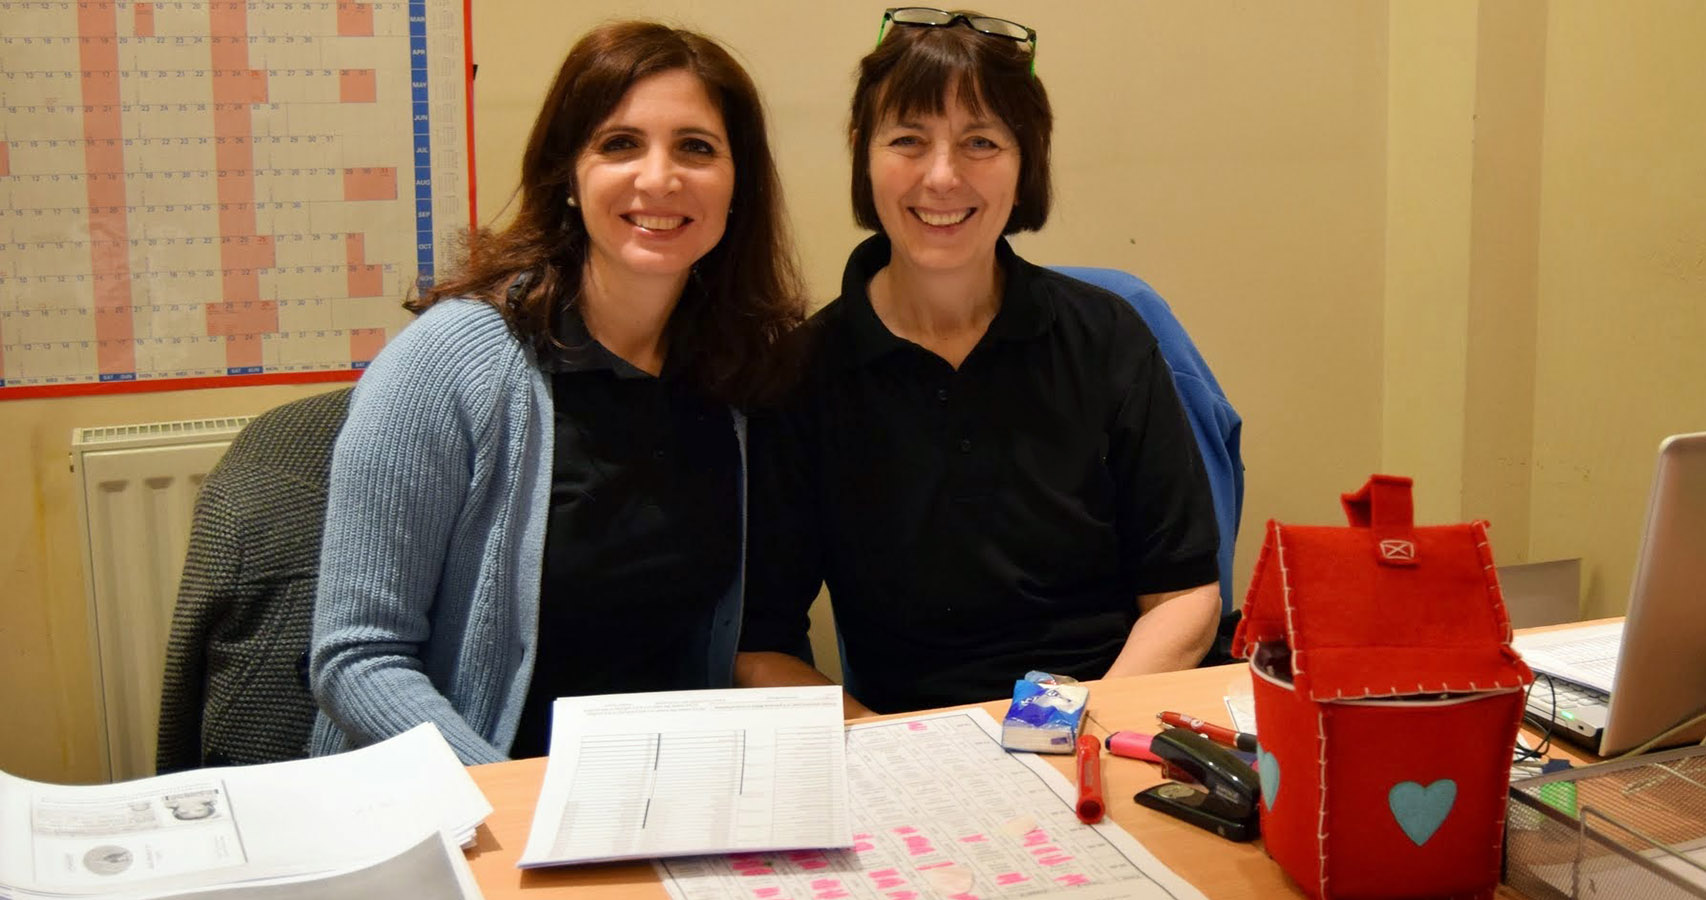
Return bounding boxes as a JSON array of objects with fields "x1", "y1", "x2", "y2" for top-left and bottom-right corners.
[
  {"x1": 206, "y1": 0, "x2": 277, "y2": 370},
  {"x1": 78, "y1": 0, "x2": 136, "y2": 376}
]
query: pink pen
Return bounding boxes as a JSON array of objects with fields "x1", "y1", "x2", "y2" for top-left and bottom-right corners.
[{"x1": 1104, "y1": 731, "x2": 1163, "y2": 764}]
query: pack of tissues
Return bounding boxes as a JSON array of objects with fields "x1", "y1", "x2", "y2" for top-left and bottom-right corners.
[{"x1": 1000, "y1": 671, "x2": 1088, "y2": 753}]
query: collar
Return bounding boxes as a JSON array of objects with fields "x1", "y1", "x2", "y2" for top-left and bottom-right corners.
[
  {"x1": 544, "y1": 305, "x2": 655, "y2": 380},
  {"x1": 834, "y1": 233, "x2": 1054, "y2": 370}
]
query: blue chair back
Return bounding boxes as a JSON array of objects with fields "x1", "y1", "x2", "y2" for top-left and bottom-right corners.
[{"x1": 1050, "y1": 267, "x2": 1244, "y2": 615}]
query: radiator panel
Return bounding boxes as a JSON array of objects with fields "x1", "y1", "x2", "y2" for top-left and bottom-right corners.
[{"x1": 73, "y1": 424, "x2": 247, "y2": 782}]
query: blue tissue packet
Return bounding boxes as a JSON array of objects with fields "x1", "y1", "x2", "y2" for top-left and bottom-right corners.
[{"x1": 1000, "y1": 671, "x2": 1088, "y2": 754}]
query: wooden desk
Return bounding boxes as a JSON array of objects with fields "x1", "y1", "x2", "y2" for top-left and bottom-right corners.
[{"x1": 461, "y1": 663, "x2": 1582, "y2": 899}]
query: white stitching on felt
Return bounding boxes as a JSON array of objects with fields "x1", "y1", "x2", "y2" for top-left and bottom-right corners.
[
  {"x1": 1276, "y1": 527, "x2": 1303, "y2": 676},
  {"x1": 1317, "y1": 707, "x2": 1330, "y2": 896}
]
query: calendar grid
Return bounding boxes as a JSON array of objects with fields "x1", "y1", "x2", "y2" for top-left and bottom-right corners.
[{"x1": 0, "y1": 0, "x2": 472, "y2": 397}]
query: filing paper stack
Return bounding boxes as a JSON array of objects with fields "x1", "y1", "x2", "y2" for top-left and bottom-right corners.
[{"x1": 0, "y1": 724, "x2": 490, "y2": 899}]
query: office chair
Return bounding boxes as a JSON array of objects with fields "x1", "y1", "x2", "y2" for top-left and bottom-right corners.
[
  {"x1": 156, "y1": 387, "x2": 353, "y2": 773},
  {"x1": 1049, "y1": 267, "x2": 1245, "y2": 661}
]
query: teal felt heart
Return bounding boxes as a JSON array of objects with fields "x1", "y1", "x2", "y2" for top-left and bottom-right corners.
[
  {"x1": 1388, "y1": 779, "x2": 1457, "y2": 846},
  {"x1": 1256, "y1": 746, "x2": 1280, "y2": 809}
]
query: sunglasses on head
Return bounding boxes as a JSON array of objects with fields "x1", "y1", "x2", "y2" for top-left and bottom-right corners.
[{"x1": 876, "y1": 7, "x2": 1038, "y2": 74}]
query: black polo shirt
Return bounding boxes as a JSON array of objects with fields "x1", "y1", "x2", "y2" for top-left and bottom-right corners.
[
  {"x1": 510, "y1": 309, "x2": 740, "y2": 758},
  {"x1": 742, "y1": 235, "x2": 1218, "y2": 713}
]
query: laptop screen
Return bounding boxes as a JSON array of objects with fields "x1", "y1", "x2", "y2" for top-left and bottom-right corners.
[{"x1": 1598, "y1": 431, "x2": 1706, "y2": 755}]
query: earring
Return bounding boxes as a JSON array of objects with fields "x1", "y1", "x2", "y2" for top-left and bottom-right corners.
[{"x1": 566, "y1": 195, "x2": 579, "y2": 208}]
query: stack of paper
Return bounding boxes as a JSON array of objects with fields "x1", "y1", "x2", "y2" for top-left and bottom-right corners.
[
  {"x1": 0, "y1": 724, "x2": 489, "y2": 899},
  {"x1": 658, "y1": 708, "x2": 1210, "y2": 900},
  {"x1": 519, "y1": 685, "x2": 852, "y2": 867}
]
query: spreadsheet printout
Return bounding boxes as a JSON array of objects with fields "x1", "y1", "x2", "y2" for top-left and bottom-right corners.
[
  {"x1": 658, "y1": 709, "x2": 1209, "y2": 900},
  {"x1": 1512, "y1": 622, "x2": 1624, "y2": 694},
  {"x1": 518, "y1": 686, "x2": 851, "y2": 867}
]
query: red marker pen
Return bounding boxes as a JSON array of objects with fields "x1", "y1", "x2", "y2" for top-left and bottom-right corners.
[
  {"x1": 1075, "y1": 734, "x2": 1104, "y2": 824},
  {"x1": 1157, "y1": 711, "x2": 1258, "y2": 753}
]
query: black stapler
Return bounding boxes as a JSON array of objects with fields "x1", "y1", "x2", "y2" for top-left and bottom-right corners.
[{"x1": 1133, "y1": 728, "x2": 1261, "y2": 842}]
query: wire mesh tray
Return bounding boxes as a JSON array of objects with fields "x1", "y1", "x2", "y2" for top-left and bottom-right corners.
[{"x1": 1506, "y1": 744, "x2": 1706, "y2": 900}]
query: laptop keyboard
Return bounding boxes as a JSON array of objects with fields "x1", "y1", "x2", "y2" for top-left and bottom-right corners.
[{"x1": 1525, "y1": 678, "x2": 1610, "y2": 745}]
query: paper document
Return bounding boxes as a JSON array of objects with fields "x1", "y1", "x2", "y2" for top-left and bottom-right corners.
[
  {"x1": 1223, "y1": 693, "x2": 1258, "y2": 735},
  {"x1": 1513, "y1": 622, "x2": 1624, "y2": 693},
  {"x1": 658, "y1": 708, "x2": 1209, "y2": 900},
  {"x1": 97, "y1": 829, "x2": 483, "y2": 900},
  {"x1": 0, "y1": 724, "x2": 489, "y2": 899},
  {"x1": 519, "y1": 686, "x2": 851, "y2": 867}
]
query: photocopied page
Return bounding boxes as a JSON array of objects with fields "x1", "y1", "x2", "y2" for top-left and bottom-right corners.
[
  {"x1": 658, "y1": 708, "x2": 1209, "y2": 900},
  {"x1": 0, "y1": 724, "x2": 490, "y2": 898},
  {"x1": 519, "y1": 686, "x2": 851, "y2": 867},
  {"x1": 6, "y1": 829, "x2": 484, "y2": 900}
]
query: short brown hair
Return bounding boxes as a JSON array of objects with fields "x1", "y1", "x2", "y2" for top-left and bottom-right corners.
[
  {"x1": 849, "y1": 13, "x2": 1052, "y2": 234},
  {"x1": 415, "y1": 22, "x2": 805, "y2": 406}
]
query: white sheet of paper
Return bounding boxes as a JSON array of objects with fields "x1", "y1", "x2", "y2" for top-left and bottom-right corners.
[
  {"x1": 0, "y1": 723, "x2": 489, "y2": 898},
  {"x1": 1512, "y1": 622, "x2": 1624, "y2": 693},
  {"x1": 121, "y1": 829, "x2": 483, "y2": 900},
  {"x1": 1223, "y1": 693, "x2": 1258, "y2": 735},
  {"x1": 518, "y1": 686, "x2": 851, "y2": 867},
  {"x1": 656, "y1": 708, "x2": 1210, "y2": 900}
]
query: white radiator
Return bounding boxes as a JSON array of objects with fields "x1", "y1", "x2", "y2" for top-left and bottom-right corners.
[{"x1": 71, "y1": 416, "x2": 252, "y2": 783}]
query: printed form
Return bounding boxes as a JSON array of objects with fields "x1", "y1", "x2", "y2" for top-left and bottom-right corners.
[
  {"x1": 0, "y1": 724, "x2": 489, "y2": 898},
  {"x1": 659, "y1": 709, "x2": 1209, "y2": 900},
  {"x1": 519, "y1": 686, "x2": 851, "y2": 867}
]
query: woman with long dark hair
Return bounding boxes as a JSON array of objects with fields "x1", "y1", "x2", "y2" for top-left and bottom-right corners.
[{"x1": 310, "y1": 22, "x2": 804, "y2": 763}]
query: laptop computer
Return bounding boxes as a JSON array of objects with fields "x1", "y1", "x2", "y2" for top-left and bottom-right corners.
[{"x1": 1512, "y1": 431, "x2": 1706, "y2": 756}]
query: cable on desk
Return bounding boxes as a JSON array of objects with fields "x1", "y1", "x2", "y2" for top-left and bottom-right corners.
[{"x1": 1515, "y1": 676, "x2": 1558, "y2": 766}]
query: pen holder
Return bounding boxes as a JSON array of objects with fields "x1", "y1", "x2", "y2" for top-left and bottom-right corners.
[{"x1": 1232, "y1": 475, "x2": 1533, "y2": 900}]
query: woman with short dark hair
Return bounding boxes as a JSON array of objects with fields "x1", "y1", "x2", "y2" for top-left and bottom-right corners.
[
  {"x1": 310, "y1": 21, "x2": 805, "y2": 763},
  {"x1": 739, "y1": 9, "x2": 1220, "y2": 715}
]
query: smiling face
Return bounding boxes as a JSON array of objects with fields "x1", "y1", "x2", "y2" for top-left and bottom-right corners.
[
  {"x1": 573, "y1": 68, "x2": 735, "y2": 293},
  {"x1": 866, "y1": 88, "x2": 1021, "y2": 279}
]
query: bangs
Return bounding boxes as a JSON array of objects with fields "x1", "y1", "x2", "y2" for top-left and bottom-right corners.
[{"x1": 872, "y1": 41, "x2": 991, "y2": 125}]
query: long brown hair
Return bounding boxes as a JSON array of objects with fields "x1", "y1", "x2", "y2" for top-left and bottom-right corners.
[{"x1": 415, "y1": 22, "x2": 805, "y2": 405}]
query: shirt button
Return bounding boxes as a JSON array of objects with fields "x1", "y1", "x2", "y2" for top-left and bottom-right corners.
[
  {"x1": 959, "y1": 438, "x2": 972, "y2": 453},
  {"x1": 937, "y1": 388, "x2": 949, "y2": 402},
  {"x1": 653, "y1": 449, "x2": 666, "y2": 460}
]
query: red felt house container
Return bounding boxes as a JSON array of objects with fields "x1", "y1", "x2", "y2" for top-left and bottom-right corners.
[{"x1": 1231, "y1": 475, "x2": 1533, "y2": 900}]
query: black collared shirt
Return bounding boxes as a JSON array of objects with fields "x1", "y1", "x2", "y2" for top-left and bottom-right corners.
[
  {"x1": 742, "y1": 235, "x2": 1218, "y2": 713},
  {"x1": 510, "y1": 309, "x2": 739, "y2": 758}
]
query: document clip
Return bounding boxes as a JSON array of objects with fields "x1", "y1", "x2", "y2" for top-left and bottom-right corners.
[{"x1": 1132, "y1": 728, "x2": 1260, "y2": 842}]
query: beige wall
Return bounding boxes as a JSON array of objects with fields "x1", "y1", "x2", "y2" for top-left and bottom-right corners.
[
  {"x1": 4, "y1": 1, "x2": 1703, "y2": 783},
  {"x1": 1529, "y1": 2, "x2": 1706, "y2": 615}
]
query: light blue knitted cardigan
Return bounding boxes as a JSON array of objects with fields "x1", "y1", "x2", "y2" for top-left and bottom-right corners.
[{"x1": 308, "y1": 300, "x2": 746, "y2": 764}]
